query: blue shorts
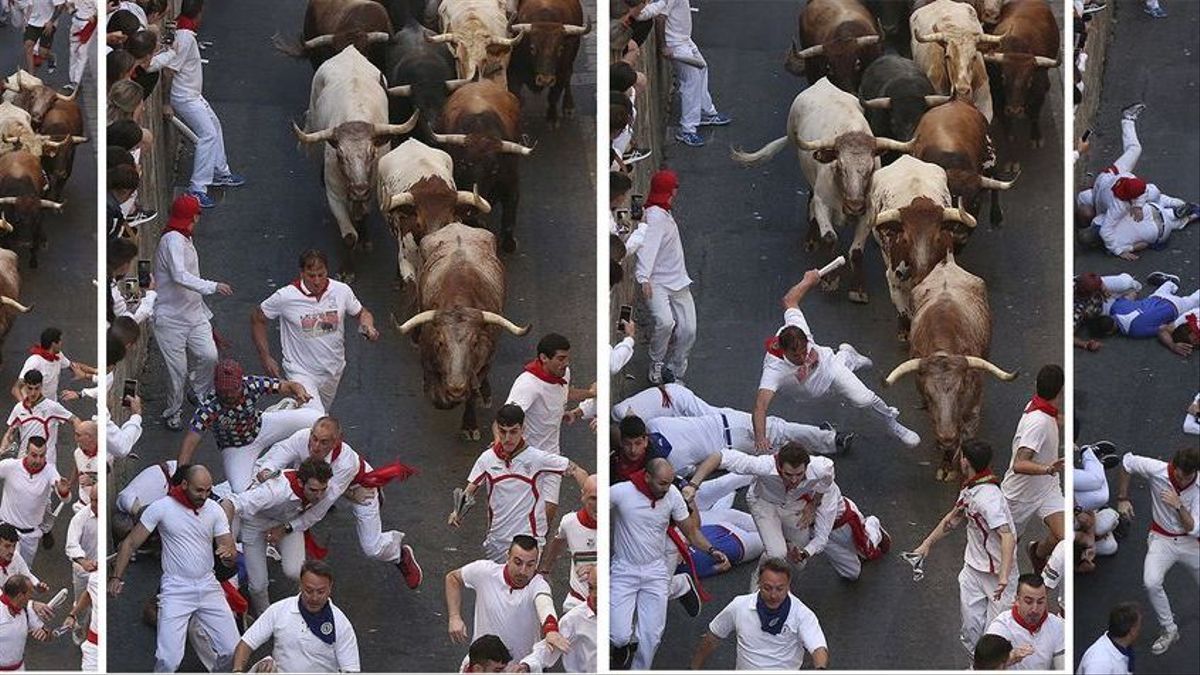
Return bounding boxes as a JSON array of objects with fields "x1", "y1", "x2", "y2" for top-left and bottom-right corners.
[
  {"x1": 1111, "y1": 297, "x2": 1177, "y2": 338},
  {"x1": 680, "y1": 525, "x2": 746, "y2": 578}
]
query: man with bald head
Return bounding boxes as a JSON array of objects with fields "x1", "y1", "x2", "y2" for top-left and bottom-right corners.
[
  {"x1": 611, "y1": 457, "x2": 728, "y2": 669},
  {"x1": 538, "y1": 474, "x2": 598, "y2": 612},
  {"x1": 109, "y1": 464, "x2": 242, "y2": 672}
]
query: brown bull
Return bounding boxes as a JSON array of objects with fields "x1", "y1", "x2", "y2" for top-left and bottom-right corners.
[
  {"x1": 787, "y1": 0, "x2": 882, "y2": 91},
  {"x1": 884, "y1": 252, "x2": 1016, "y2": 481},
  {"x1": 984, "y1": 0, "x2": 1059, "y2": 148},
  {"x1": 39, "y1": 98, "x2": 88, "y2": 202},
  {"x1": 0, "y1": 151, "x2": 64, "y2": 269},
  {"x1": 9, "y1": 75, "x2": 78, "y2": 129},
  {"x1": 396, "y1": 222, "x2": 527, "y2": 440},
  {"x1": 274, "y1": 0, "x2": 393, "y2": 70},
  {"x1": 0, "y1": 247, "x2": 32, "y2": 366},
  {"x1": 508, "y1": 0, "x2": 590, "y2": 123},
  {"x1": 911, "y1": 100, "x2": 1016, "y2": 226}
]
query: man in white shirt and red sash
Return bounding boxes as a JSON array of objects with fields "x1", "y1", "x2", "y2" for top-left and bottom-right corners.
[
  {"x1": 1115, "y1": 445, "x2": 1198, "y2": 655},
  {"x1": 983, "y1": 573, "x2": 1064, "y2": 670},
  {"x1": 0, "y1": 575, "x2": 50, "y2": 671},
  {"x1": 0, "y1": 437, "x2": 72, "y2": 564}
]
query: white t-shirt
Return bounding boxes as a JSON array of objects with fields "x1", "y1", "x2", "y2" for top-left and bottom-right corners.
[
  {"x1": 107, "y1": 414, "x2": 144, "y2": 466},
  {"x1": 468, "y1": 445, "x2": 568, "y2": 544},
  {"x1": 708, "y1": 592, "x2": 827, "y2": 671},
  {"x1": 18, "y1": 352, "x2": 71, "y2": 401},
  {"x1": 227, "y1": 473, "x2": 305, "y2": 528},
  {"x1": 645, "y1": 415, "x2": 726, "y2": 478},
  {"x1": 240, "y1": 596, "x2": 361, "y2": 673},
  {"x1": 115, "y1": 460, "x2": 175, "y2": 515},
  {"x1": 634, "y1": 206, "x2": 692, "y2": 291},
  {"x1": 460, "y1": 559, "x2": 553, "y2": 662},
  {"x1": 0, "y1": 549, "x2": 40, "y2": 589},
  {"x1": 758, "y1": 308, "x2": 838, "y2": 398},
  {"x1": 6, "y1": 397, "x2": 73, "y2": 456},
  {"x1": 610, "y1": 481, "x2": 688, "y2": 568},
  {"x1": 1002, "y1": 408, "x2": 1060, "y2": 504},
  {"x1": 139, "y1": 495, "x2": 229, "y2": 580},
  {"x1": 1077, "y1": 633, "x2": 1132, "y2": 675},
  {"x1": 259, "y1": 281, "x2": 363, "y2": 380},
  {"x1": 72, "y1": 0, "x2": 97, "y2": 21},
  {"x1": 554, "y1": 510, "x2": 596, "y2": 602},
  {"x1": 506, "y1": 368, "x2": 570, "y2": 456},
  {"x1": 523, "y1": 602, "x2": 595, "y2": 673},
  {"x1": 984, "y1": 608, "x2": 1064, "y2": 671},
  {"x1": 957, "y1": 479, "x2": 1015, "y2": 575},
  {"x1": 255, "y1": 431, "x2": 366, "y2": 533},
  {"x1": 0, "y1": 458, "x2": 64, "y2": 529},
  {"x1": 1121, "y1": 453, "x2": 1200, "y2": 537},
  {"x1": 149, "y1": 28, "x2": 203, "y2": 101},
  {"x1": 0, "y1": 596, "x2": 41, "y2": 669},
  {"x1": 28, "y1": 0, "x2": 64, "y2": 27},
  {"x1": 86, "y1": 571, "x2": 99, "y2": 634},
  {"x1": 610, "y1": 337, "x2": 634, "y2": 374}
]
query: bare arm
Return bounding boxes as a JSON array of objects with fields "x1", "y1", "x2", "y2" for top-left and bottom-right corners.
[
  {"x1": 913, "y1": 505, "x2": 965, "y2": 556},
  {"x1": 10, "y1": 380, "x2": 21, "y2": 402},
  {"x1": 178, "y1": 430, "x2": 203, "y2": 466},
  {"x1": 752, "y1": 388, "x2": 774, "y2": 451},
  {"x1": 110, "y1": 523, "x2": 153, "y2": 593},
  {"x1": 1158, "y1": 323, "x2": 1193, "y2": 357},
  {"x1": 354, "y1": 306, "x2": 379, "y2": 341},
  {"x1": 782, "y1": 270, "x2": 822, "y2": 310},
  {"x1": 445, "y1": 569, "x2": 469, "y2": 643},
  {"x1": 682, "y1": 452, "x2": 723, "y2": 502},
  {"x1": 1011, "y1": 447, "x2": 1062, "y2": 477},
  {"x1": 1115, "y1": 464, "x2": 1134, "y2": 519},
  {"x1": 232, "y1": 641, "x2": 253, "y2": 672},
  {"x1": 811, "y1": 647, "x2": 829, "y2": 669},
  {"x1": 995, "y1": 525, "x2": 1015, "y2": 599},
  {"x1": 250, "y1": 307, "x2": 279, "y2": 376},
  {"x1": 537, "y1": 533, "x2": 566, "y2": 575},
  {"x1": 690, "y1": 632, "x2": 721, "y2": 670}
]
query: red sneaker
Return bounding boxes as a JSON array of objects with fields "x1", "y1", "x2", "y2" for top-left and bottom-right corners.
[{"x1": 398, "y1": 544, "x2": 422, "y2": 589}]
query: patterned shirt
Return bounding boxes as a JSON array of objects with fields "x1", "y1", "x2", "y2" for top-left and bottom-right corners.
[
  {"x1": 189, "y1": 376, "x2": 280, "y2": 449},
  {"x1": 1073, "y1": 293, "x2": 1105, "y2": 331}
]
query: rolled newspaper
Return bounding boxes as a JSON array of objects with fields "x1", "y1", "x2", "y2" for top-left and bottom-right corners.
[
  {"x1": 170, "y1": 115, "x2": 201, "y2": 144},
  {"x1": 818, "y1": 255, "x2": 847, "y2": 277},
  {"x1": 48, "y1": 588, "x2": 69, "y2": 609}
]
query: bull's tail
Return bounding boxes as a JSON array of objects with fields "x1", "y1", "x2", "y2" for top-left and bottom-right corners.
[
  {"x1": 730, "y1": 136, "x2": 790, "y2": 167},
  {"x1": 270, "y1": 32, "x2": 308, "y2": 59}
]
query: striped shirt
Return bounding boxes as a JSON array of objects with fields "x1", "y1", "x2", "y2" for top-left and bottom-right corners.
[{"x1": 189, "y1": 376, "x2": 281, "y2": 449}]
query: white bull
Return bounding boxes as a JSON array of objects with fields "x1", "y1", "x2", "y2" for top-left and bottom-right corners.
[
  {"x1": 435, "y1": 0, "x2": 523, "y2": 85},
  {"x1": 910, "y1": 0, "x2": 1000, "y2": 122}
]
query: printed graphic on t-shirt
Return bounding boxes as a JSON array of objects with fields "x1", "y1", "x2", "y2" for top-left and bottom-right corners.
[{"x1": 300, "y1": 310, "x2": 340, "y2": 337}]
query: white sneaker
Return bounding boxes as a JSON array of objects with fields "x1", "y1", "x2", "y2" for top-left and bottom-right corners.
[
  {"x1": 889, "y1": 418, "x2": 921, "y2": 448},
  {"x1": 838, "y1": 343, "x2": 873, "y2": 371},
  {"x1": 266, "y1": 544, "x2": 282, "y2": 562},
  {"x1": 1151, "y1": 628, "x2": 1179, "y2": 655},
  {"x1": 648, "y1": 362, "x2": 665, "y2": 385}
]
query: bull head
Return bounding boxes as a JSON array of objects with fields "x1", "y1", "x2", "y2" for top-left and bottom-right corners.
[
  {"x1": 0, "y1": 296, "x2": 31, "y2": 313},
  {"x1": 387, "y1": 188, "x2": 491, "y2": 214},
  {"x1": 510, "y1": 20, "x2": 590, "y2": 87},
  {"x1": 396, "y1": 309, "x2": 528, "y2": 335},
  {"x1": 429, "y1": 132, "x2": 534, "y2": 156},
  {"x1": 797, "y1": 133, "x2": 911, "y2": 215},
  {"x1": 916, "y1": 30, "x2": 1005, "y2": 101},
  {"x1": 41, "y1": 135, "x2": 88, "y2": 157},
  {"x1": 786, "y1": 35, "x2": 881, "y2": 90},
  {"x1": 886, "y1": 353, "x2": 1016, "y2": 452},
  {"x1": 885, "y1": 354, "x2": 1017, "y2": 385},
  {"x1": 982, "y1": 52, "x2": 1058, "y2": 118}
]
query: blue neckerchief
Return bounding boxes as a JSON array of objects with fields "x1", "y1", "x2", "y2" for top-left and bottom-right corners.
[
  {"x1": 648, "y1": 433, "x2": 672, "y2": 459},
  {"x1": 298, "y1": 598, "x2": 336, "y2": 645},
  {"x1": 756, "y1": 594, "x2": 791, "y2": 636},
  {"x1": 1109, "y1": 633, "x2": 1134, "y2": 673}
]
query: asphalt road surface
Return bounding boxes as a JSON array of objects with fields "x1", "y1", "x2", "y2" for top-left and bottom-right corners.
[
  {"x1": 107, "y1": 1, "x2": 596, "y2": 671},
  {"x1": 614, "y1": 0, "x2": 1063, "y2": 669},
  {"x1": 0, "y1": 13, "x2": 98, "y2": 674},
  {"x1": 1072, "y1": 2, "x2": 1199, "y2": 672}
]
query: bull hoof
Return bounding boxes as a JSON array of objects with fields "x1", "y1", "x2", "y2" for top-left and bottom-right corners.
[
  {"x1": 821, "y1": 231, "x2": 837, "y2": 245},
  {"x1": 847, "y1": 289, "x2": 868, "y2": 304},
  {"x1": 1031, "y1": 137, "x2": 1044, "y2": 149},
  {"x1": 820, "y1": 275, "x2": 840, "y2": 292},
  {"x1": 460, "y1": 428, "x2": 481, "y2": 442},
  {"x1": 342, "y1": 232, "x2": 358, "y2": 249},
  {"x1": 500, "y1": 234, "x2": 517, "y2": 253},
  {"x1": 897, "y1": 329, "x2": 909, "y2": 343}
]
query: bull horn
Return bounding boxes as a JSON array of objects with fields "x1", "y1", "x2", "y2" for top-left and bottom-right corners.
[
  {"x1": 444, "y1": 77, "x2": 472, "y2": 92},
  {"x1": 489, "y1": 32, "x2": 524, "y2": 48},
  {"x1": 1034, "y1": 56, "x2": 1058, "y2": 68},
  {"x1": 41, "y1": 138, "x2": 64, "y2": 149},
  {"x1": 0, "y1": 198, "x2": 18, "y2": 205},
  {"x1": 860, "y1": 97, "x2": 891, "y2": 110},
  {"x1": 981, "y1": 52, "x2": 1005, "y2": 64},
  {"x1": 426, "y1": 32, "x2": 457, "y2": 44},
  {"x1": 480, "y1": 311, "x2": 529, "y2": 335},
  {"x1": 40, "y1": 199, "x2": 65, "y2": 211},
  {"x1": 292, "y1": 122, "x2": 334, "y2": 144},
  {"x1": 302, "y1": 34, "x2": 335, "y2": 49},
  {"x1": 373, "y1": 111, "x2": 420, "y2": 137},
  {"x1": 396, "y1": 310, "x2": 438, "y2": 333},
  {"x1": 853, "y1": 35, "x2": 881, "y2": 46},
  {"x1": 884, "y1": 358, "x2": 921, "y2": 385},
  {"x1": 965, "y1": 356, "x2": 1018, "y2": 381},
  {"x1": 500, "y1": 139, "x2": 534, "y2": 155},
  {"x1": 386, "y1": 84, "x2": 413, "y2": 97},
  {"x1": 365, "y1": 31, "x2": 391, "y2": 45},
  {"x1": 794, "y1": 43, "x2": 824, "y2": 59},
  {"x1": 977, "y1": 31, "x2": 1007, "y2": 45},
  {"x1": 456, "y1": 189, "x2": 491, "y2": 213},
  {"x1": 794, "y1": 136, "x2": 835, "y2": 152},
  {"x1": 0, "y1": 296, "x2": 31, "y2": 313},
  {"x1": 430, "y1": 132, "x2": 468, "y2": 147},
  {"x1": 510, "y1": 23, "x2": 532, "y2": 33},
  {"x1": 874, "y1": 137, "x2": 913, "y2": 153},
  {"x1": 980, "y1": 173, "x2": 1018, "y2": 191},
  {"x1": 873, "y1": 208, "x2": 902, "y2": 227},
  {"x1": 387, "y1": 192, "x2": 415, "y2": 210},
  {"x1": 0, "y1": 213, "x2": 11, "y2": 232},
  {"x1": 70, "y1": 135, "x2": 88, "y2": 143},
  {"x1": 942, "y1": 205, "x2": 977, "y2": 228},
  {"x1": 562, "y1": 21, "x2": 591, "y2": 36},
  {"x1": 914, "y1": 31, "x2": 946, "y2": 44},
  {"x1": 924, "y1": 94, "x2": 951, "y2": 107},
  {"x1": 56, "y1": 86, "x2": 79, "y2": 101}
]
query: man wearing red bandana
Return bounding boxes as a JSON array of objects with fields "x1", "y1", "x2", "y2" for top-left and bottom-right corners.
[
  {"x1": 536, "y1": 474, "x2": 597, "y2": 614},
  {"x1": 0, "y1": 575, "x2": 50, "y2": 671},
  {"x1": 64, "y1": 478, "x2": 98, "y2": 646},
  {"x1": 907, "y1": 439, "x2": 1017, "y2": 658},
  {"x1": 1001, "y1": 365, "x2": 1064, "y2": 577},
  {"x1": 0, "y1": 525, "x2": 52, "y2": 620},
  {"x1": 3, "y1": 368, "x2": 83, "y2": 465},
  {"x1": 983, "y1": 574, "x2": 1064, "y2": 670},
  {"x1": 1115, "y1": 445, "x2": 1199, "y2": 655},
  {"x1": 518, "y1": 563, "x2": 597, "y2": 672},
  {"x1": 0, "y1": 437, "x2": 71, "y2": 565},
  {"x1": 12, "y1": 326, "x2": 94, "y2": 403},
  {"x1": 252, "y1": 249, "x2": 380, "y2": 415}
]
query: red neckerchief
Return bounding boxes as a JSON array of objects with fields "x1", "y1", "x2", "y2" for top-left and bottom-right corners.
[
  {"x1": 163, "y1": 220, "x2": 194, "y2": 239},
  {"x1": 1025, "y1": 395, "x2": 1059, "y2": 418},
  {"x1": 21, "y1": 456, "x2": 44, "y2": 476},
  {"x1": 963, "y1": 468, "x2": 1002, "y2": 489},
  {"x1": 658, "y1": 385, "x2": 673, "y2": 408},
  {"x1": 285, "y1": 470, "x2": 311, "y2": 506},
  {"x1": 328, "y1": 442, "x2": 344, "y2": 464},
  {"x1": 613, "y1": 449, "x2": 645, "y2": 482},
  {"x1": 576, "y1": 507, "x2": 597, "y2": 530},
  {"x1": 355, "y1": 460, "x2": 419, "y2": 488},
  {"x1": 502, "y1": 565, "x2": 528, "y2": 593},
  {"x1": 523, "y1": 360, "x2": 567, "y2": 385},
  {"x1": 1011, "y1": 605, "x2": 1048, "y2": 634},
  {"x1": 29, "y1": 345, "x2": 58, "y2": 362},
  {"x1": 1186, "y1": 313, "x2": 1200, "y2": 343},
  {"x1": 587, "y1": 595, "x2": 596, "y2": 613},
  {"x1": 176, "y1": 15, "x2": 199, "y2": 32},
  {"x1": 1167, "y1": 461, "x2": 1197, "y2": 494},
  {"x1": 167, "y1": 485, "x2": 200, "y2": 515},
  {"x1": 765, "y1": 337, "x2": 818, "y2": 378},
  {"x1": 80, "y1": 444, "x2": 98, "y2": 459},
  {"x1": 493, "y1": 440, "x2": 526, "y2": 466},
  {"x1": 291, "y1": 278, "x2": 328, "y2": 302},
  {"x1": 0, "y1": 594, "x2": 19, "y2": 617},
  {"x1": 628, "y1": 469, "x2": 659, "y2": 507}
]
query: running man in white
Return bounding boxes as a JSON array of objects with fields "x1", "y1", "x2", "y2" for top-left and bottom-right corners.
[
  {"x1": 0, "y1": 438, "x2": 71, "y2": 564},
  {"x1": 690, "y1": 557, "x2": 829, "y2": 670},
  {"x1": 907, "y1": 439, "x2": 1017, "y2": 656},
  {"x1": 251, "y1": 249, "x2": 379, "y2": 414},
  {"x1": 64, "y1": 479, "x2": 98, "y2": 644},
  {"x1": 233, "y1": 560, "x2": 361, "y2": 673},
  {"x1": 520, "y1": 564, "x2": 597, "y2": 673},
  {"x1": 753, "y1": 269, "x2": 920, "y2": 450},
  {"x1": 1114, "y1": 445, "x2": 1198, "y2": 655},
  {"x1": 3, "y1": 369, "x2": 83, "y2": 464},
  {"x1": 983, "y1": 574, "x2": 1064, "y2": 671},
  {"x1": 12, "y1": 326, "x2": 94, "y2": 402},
  {"x1": 65, "y1": 0, "x2": 96, "y2": 94},
  {"x1": 445, "y1": 535, "x2": 568, "y2": 663},
  {"x1": 109, "y1": 464, "x2": 241, "y2": 672},
  {"x1": 610, "y1": 458, "x2": 728, "y2": 670},
  {"x1": 0, "y1": 575, "x2": 50, "y2": 671},
  {"x1": 60, "y1": 570, "x2": 100, "y2": 671},
  {"x1": 449, "y1": 404, "x2": 589, "y2": 562},
  {"x1": 1001, "y1": 365, "x2": 1065, "y2": 575},
  {"x1": 0, "y1": 525, "x2": 54, "y2": 622},
  {"x1": 723, "y1": 444, "x2": 890, "y2": 586},
  {"x1": 536, "y1": 474, "x2": 597, "y2": 613},
  {"x1": 1077, "y1": 602, "x2": 1141, "y2": 675}
]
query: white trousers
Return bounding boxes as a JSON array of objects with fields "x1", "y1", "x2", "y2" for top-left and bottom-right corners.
[
  {"x1": 1093, "y1": 508, "x2": 1119, "y2": 557},
  {"x1": 809, "y1": 349, "x2": 910, "y2": 440},
  {"x1": 287, "y1": 367, "x2": 343, "y2": 414},
  {"x1": 958, "y1": 564, "x2": 1018, "y2": 655},
  {"x1": 223, "y1": 407, "x2": 323, "y2": 492},
  {"x1": 646, "y1": 285, "x2": 697, "y2": 378},
  {"x1": 154, "y1": 318, "x2": 218, "y2": 419},
  {"x1": 746, "y1": 493, "x2": 861, "y2": 588},
  {"x1": 721, "y1": 407, "x2": 837, "y2": 455},
  {"x1": 610, "y1": 561, "x2": 668, "y2": 670},
  {"x1": 1101, "y1": 273, "x2": 1141, "y2": 295},
  {"x1": 348, "y1": 487, "x2": 406, "y2": 563},
  {"x1": 239, "y1": 518, "x2": 304, "y2": 615},
  {"x1": 68, "y1": 16, "x2": 92, "y2": 86},
  {"x1": 1074, "y1": 447, "x2": 1110, "y2": 511},
  {"x1": 172, "y1": 95, "x2": 231, "y2": 194},
  {"x1": 1151, "y1": 281, "x2": 1199, "y2": 317},
  {"x1": 155, "y1": 575, "x2": 239, "y2": 673},
  {"x1": 81, "y1": 640, "x2": 97, "y2": 671},
  {"x1": 612, "y1": 383, "x2": 716, "y2": 421},
  {"x1": 15, "y1": 528, "x2": 39, "y2": 567},
  {"x1": 696, "y1": 471, "x2": 753, "y2": 512},
  {"x1": 1143, "y1": 532, "x2": 1200, "y2": 633},
  {"x1": 671, "y1": 40, "x2": 717, "y2": 134}
]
